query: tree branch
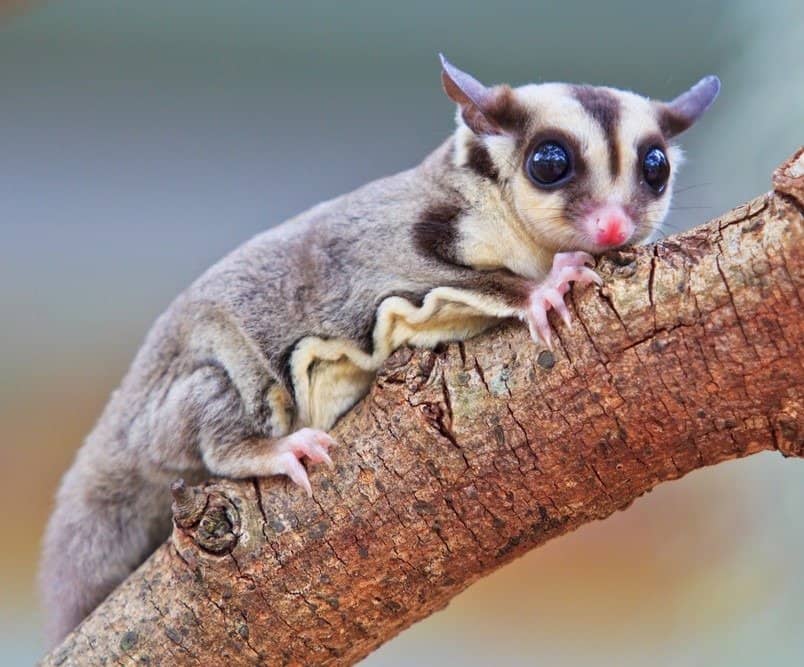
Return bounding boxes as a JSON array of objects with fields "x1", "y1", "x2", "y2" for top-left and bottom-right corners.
[{"x1": 43, "y1": 149, "x2": 804, "y2": 666}]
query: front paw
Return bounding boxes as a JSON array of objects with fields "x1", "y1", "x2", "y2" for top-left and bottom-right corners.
[{"x1": 525, "y1": 251, "x2": 601, "y2": 348}]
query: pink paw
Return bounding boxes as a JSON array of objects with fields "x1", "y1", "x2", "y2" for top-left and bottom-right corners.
[
  {"x1": 524, "y1": 251, "x2": 601, "y2": 348},
  {"x1": 272, "y1": 428, "x2": 336, "y2": 497}
]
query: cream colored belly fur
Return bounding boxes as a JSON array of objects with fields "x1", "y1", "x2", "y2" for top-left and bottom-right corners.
[{"x1": 290, "y1": 286, "x2": 518, "y2": 430}]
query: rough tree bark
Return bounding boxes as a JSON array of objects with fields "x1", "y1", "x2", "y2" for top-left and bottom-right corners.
[{"x1": 43, "y1": 150, "x2": 803, "y2": 666}]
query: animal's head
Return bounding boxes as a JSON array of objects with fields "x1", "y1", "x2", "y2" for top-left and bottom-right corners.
[{"x1": 441, "y1": 55, "x2": 720, "y2": 255}]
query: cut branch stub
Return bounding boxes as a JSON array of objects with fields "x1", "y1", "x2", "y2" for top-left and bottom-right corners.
[
  {"x1": 42, "y1": 149, "x2": 804, "y2": 667},
  {"x1": 171, "y1": 479, "x2": 241, "y2": 555},
  {"x1": 170, "y1": 478, "x2": 206, "y2": 528}
]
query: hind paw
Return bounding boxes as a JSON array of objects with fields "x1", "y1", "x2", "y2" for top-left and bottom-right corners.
[{"x1": 267, "y1": 428, "x2": 336, "y2": 497}]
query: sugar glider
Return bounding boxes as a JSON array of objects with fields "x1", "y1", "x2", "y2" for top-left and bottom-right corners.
[{"x1": 40, "y1": 55, "x2": 719, "y2": 647}]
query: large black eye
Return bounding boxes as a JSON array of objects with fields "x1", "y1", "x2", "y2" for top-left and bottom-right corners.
[
  {"x1": 642, "y1": 147, "x2": 670, "y2": 193},
  {"x1": 527, "y1": 141, "x2": 571, "y2": 186}
]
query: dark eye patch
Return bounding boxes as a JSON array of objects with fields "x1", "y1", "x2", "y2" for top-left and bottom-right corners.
[
  {"x1": 521, "y1": 128, "x2": 592, "y2": 224},
  {"x1": 626, "y1": 134, "x2": 672, "y2": 225},
  {"x1": 522, "y1": 128, "x2": 586, "y2": 189},
  {"x1": 635, "y1": 134, "x2": 670, "y2": 196},
  {"x1": 527, "y1": 141, "x2": 572, "y2": 186},
  {"x1": 642, "y1": 147, "x2": 670, "y2": 193}
]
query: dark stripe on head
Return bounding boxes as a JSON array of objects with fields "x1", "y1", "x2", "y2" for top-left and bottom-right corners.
[
  {"x1": 413, "y1": 201, "x2": 464, "y2": 264},
  {"x1": 656, "y1": 105, "x2": 691, "y2": 138},
  {"x1": 485, "y1": 85, "x2": 531, "y2": 136},
  {"x1": 572, "y1": 86, "x2": 621, "y2": 178},
  {"x1": 465, "y1": 139, "x2": 499, "y2": 180}
]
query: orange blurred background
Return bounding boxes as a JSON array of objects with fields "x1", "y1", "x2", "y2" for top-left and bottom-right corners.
[{"x1": 1, "y1": 1, "x2": 802, "y2": 664}]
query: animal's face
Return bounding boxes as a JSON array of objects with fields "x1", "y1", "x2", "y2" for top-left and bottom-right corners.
[
  {"x1": 442, "y1": 56, "x2": 719, "y2": 255},
  {"x1": 503, "y1": 84, "x2": 681, "y2": 254}
]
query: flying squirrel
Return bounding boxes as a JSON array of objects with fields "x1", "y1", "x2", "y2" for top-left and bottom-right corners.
[{"x1": 40, "y1": 55, "x2": 720, "y2": 647}]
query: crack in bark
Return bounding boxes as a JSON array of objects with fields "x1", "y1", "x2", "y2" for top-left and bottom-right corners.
[
  {"x1": 648, "y1": 245, "x2": 658, "y2": 320},
  {"x1": 598, "y1": 289, "x2": 631, "y2": 338},
  {"x1": 473, "y1": 356, "x2": 490, "y2": 394}
]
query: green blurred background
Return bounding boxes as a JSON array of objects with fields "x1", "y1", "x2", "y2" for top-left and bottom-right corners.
[{"x1": 1, "y1": 1, "x2": 802, "y2": 664}]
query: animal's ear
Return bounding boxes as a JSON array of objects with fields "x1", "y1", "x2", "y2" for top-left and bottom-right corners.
[
  {"x1": 657, "y1": 75, "x2": 721, "y2": 137},
  {"x1": 439, "y1": 54, "x2": 506, "y2": 136}
]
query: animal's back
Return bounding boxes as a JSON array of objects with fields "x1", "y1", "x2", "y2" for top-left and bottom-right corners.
[{"x1": 38, "y1": 148, "x2": 456, "y2": 648}]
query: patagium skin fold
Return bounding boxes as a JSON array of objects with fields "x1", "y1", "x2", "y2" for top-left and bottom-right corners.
[{"x1": 39, "y1": 55, "x2": 719, "y2": 647}]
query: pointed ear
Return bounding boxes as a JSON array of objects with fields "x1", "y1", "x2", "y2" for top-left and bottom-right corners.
[
  {"x1": 657, "y1": 75, "x2": 721, "y2": 137},
  {"x1": 439, "y1": 54, "x2": 505, "y2": 136}
]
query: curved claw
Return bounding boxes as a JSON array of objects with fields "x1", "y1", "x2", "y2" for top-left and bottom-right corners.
[
  {"x1": 314, "y1": 431, "x2": 337, "y2": 449},
  {"x1": 558, "y1": 265, "x2": 603, "y2": 287},
  {"x1": 278, "y1": 452, "x2": 313, "y2": 497},
  {"x1": 553, "y1": 251, "x2": 595, "y2": 270},
  {"x1": 271, "y1": 428, "x2": 337, "y2": 495},
  {"x1": 527, "y1": 301, "x2": 553, "y2": 349},
  {"x1": 580, "y1": 266, "x2": 603, "y2": 285},
  {"x1": 542, "y1": 288, "x2": 572, "y2": 328},
  {"x1": 311, "y1": 444, "x2": 334, "y2": 468}
]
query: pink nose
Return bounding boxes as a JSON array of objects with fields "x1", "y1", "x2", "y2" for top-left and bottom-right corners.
[
  {"x1": 596, "y1": 214, "x2": 629, "y2": 246},
  {"x1": 589, "y1": 205, "x2": 634, "y2": 248}
]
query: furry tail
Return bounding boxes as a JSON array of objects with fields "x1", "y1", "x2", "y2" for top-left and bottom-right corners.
[{"x1": 39, "y1": 461, "x2": 172, "y2": 649}]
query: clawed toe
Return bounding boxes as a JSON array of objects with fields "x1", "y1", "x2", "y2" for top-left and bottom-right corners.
[
  {"x1": 275, "y1": 451, "x2": 314, "y2": 497},
  {"x1": 305, "y1": 442, "x2": 334, "y2": 468},
  {"x1": 552, "y1": 251, "x2": 595, "y2": 270},
  {"x1": 527, "y1": 299, "x2": 553, "y2": 349},
  {"x1": 313, "y1": 431, "x2": 337, "y2": 451},
  {"x1": 290, "y1": 430, "x2": 336, "y2": 467},
  {"x1": 558, "y1": 265, "x2": 602, "y2": 287},
  {"x1": 524, "y1": 251, "x2": 602, "y2": 348},
  {"x1": 272, "y1": 428, "x2": 337, "y2": 496},
  {"x1": 542, "y1": 287, "x2": 572, "y2": 327}
]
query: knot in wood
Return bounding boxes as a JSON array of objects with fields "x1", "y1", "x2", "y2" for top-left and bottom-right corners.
[
  {"x1": 606, "y1": 248, "x2": 638, "y2": 267},
  {"x1": 196, "y1": 501, "x2": 239, "y2": 554},
  {"x1": 771, "y1": 398, "x2": 804, "y2": 458},
  {"x1": 536, "y1": 350, "x2": 555, "y2": 370},
  {"x1": 171, "y1": 480, "x2": 241, "y2": 554}
]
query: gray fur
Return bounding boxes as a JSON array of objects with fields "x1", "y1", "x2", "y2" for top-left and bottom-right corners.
[{"x1": 39, "y1": 140, "x2": 512, "y2": 647}]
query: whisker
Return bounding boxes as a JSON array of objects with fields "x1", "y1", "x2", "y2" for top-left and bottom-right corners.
[
  {"x1": 643, "y1": 221, "x2": 678, "y2": 233},
  {"x1": 644, "y1": 203, "x2": 713, "y2": 212},
  {"x1": 673, "y1": 182, "x2": 712, "y2": 194}
]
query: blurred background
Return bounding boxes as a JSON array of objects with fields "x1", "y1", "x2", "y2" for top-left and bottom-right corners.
[{"x1": 1, "y1": 1, "x2": 802, "y2": 664}]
